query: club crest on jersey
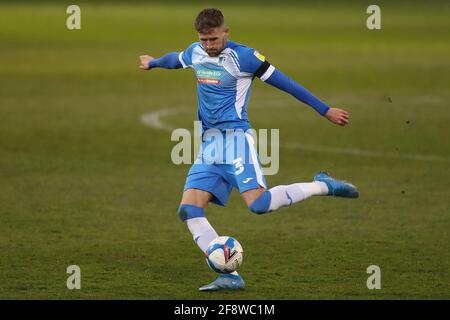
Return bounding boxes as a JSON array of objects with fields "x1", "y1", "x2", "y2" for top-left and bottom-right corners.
[
  {"x1": 218, "y1": 56, "x2": 227, "y2": 65},
  {"x1": 196, "y1": 69, "x2": 222, "y2": 85}
]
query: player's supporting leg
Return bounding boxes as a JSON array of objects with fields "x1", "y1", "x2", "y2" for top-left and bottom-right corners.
[
  {"x1": 177, "y1": 189, "x2": 245, "y2": 291},
  {"x1": 178, "y1": 189, "x2": 218, "y2": 252},
  {"x1": 247, "y1": 172, "x2": 359, "y2": 214}
]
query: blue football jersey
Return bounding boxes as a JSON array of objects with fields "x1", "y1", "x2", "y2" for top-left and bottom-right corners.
[{"x1": 178, "y1": 40, "x2": 275, "y2": 131}]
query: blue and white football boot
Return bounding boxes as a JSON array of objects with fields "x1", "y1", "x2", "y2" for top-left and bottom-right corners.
[
  {"x1": 314, "y1": 172, "x2": 359, "y2": 198},
  {"x1": 199, "y1": 273, "x2": 245, "y2": 292}
]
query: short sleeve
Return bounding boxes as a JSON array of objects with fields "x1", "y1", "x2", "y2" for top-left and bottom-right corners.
[
  {"x1": 237, "y1": 47, "x2": 274, "y2": 80},
  {"x1": 237, "y1": 48, "x2": 266, "y2": 73},
  {"x1": 179, "y1": 42, "x2": 198, "y2": 69}
]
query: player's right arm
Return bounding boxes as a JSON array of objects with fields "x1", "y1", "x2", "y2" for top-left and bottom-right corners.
[
  {"x1": 139, "y1": 43, "x2": 197, "y2": 70},
  {"x1": 139, "y1": 52, "x2": 182, "y2": 70}
]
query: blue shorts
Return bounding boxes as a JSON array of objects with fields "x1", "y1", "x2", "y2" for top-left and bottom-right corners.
[{"x1": 184, "y1": 130, "x2": 267, "y2": 206}]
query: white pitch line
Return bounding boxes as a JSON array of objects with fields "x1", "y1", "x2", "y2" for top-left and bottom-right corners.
[
  {"x1": 141, "y1": 107, "x2": 450, "y2": 163},
  {"x1": 140, "y1": 106, "x2": 190, "y2": 131},
  {"x1": 283, "y1": 143, "x2": 450, "y2": 163}
]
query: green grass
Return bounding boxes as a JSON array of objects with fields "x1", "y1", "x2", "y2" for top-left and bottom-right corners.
[{"x1": 0, "y1": 1, "x2": 449, "y2": 299}]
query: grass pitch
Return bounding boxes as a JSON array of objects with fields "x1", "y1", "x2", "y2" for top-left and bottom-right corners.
[{"x1": 0, "y1": 1, "x2": 449, "y2": 299}]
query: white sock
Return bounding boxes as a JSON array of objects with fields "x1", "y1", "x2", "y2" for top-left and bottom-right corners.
[
  {"x1": 186, "y1": 217, "x2": 219, "y2": 253},
  {"x1": 268, "y1": 182, "x2": 328, "y2": 211},
  {"x1": 186, "y1": 218, "x2": 240, "y2": 276}
]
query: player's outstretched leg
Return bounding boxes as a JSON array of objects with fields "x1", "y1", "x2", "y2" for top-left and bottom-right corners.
[
  {"x1": 313, "y1": 171, "x2": 359, "y2": 198},
  {"x1": 248, "y1": 172, "x2": 358, "y2": 214}
]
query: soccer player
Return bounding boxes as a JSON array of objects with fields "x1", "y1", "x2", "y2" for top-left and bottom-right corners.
[{"x1": 139, "y1": 8, "x2": 359, "y2": 291}]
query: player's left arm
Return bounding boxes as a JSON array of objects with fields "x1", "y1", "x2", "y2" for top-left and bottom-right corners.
[
  {"x1": 240, "y1": 49, "x2": 349, "y2": 126},
  {"x1": 260, "y1": 65, "x2": 349, "y2": 126}
]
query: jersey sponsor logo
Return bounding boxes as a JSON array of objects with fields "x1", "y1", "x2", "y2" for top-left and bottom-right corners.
[
  {"x1": 197, "y1": 78, "x2": 220, "y2": 84},
  {"x1": 196, "y1": 69, "x2": 222, "y2": 85},
  {"x1": 253, "y1": 51, "x2": 265, "y2": 62}
]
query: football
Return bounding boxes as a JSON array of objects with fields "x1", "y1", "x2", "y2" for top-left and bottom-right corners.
[{"x1": 205, "y1": 236, "x2": 244, "y2": 274}]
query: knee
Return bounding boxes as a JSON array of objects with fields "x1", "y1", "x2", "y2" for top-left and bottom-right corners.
[
  {"x1": 177, "y1": 204, "x2": 205, "y2": 222},
  {"x1": 248, "y1": 191, "x2": 271, "y2": 214}
]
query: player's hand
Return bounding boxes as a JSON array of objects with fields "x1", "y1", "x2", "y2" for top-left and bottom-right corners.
[
  {"x1": 325, "y1": 108, "x2": 349, "y2": 126},
  {"x1": 139, "y1": 55, "x2": 154, "y2": 70}
]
